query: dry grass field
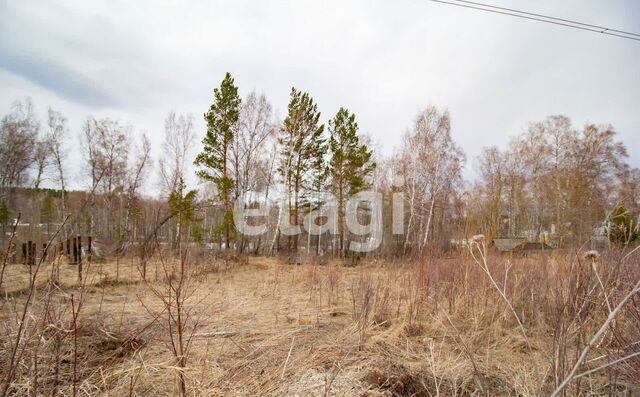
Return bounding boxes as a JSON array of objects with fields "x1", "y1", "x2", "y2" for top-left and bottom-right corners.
[{"x1": 1, "y1": 245, "x2": 639, "y2": 396}]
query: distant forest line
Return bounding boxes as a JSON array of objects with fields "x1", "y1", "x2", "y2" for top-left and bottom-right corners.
[{"x1": 2, "y1": 73, "x2": 639, "y2": 256}]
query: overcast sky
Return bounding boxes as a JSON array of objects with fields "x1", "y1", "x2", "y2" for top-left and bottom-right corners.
[{"x1": 1, "y1": 0, "x2": 639, "y2": 193}]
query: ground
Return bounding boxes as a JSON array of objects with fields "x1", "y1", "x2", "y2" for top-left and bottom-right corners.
[{"x1": 0, "y1": 251, "x2": 638, "y2": 396}]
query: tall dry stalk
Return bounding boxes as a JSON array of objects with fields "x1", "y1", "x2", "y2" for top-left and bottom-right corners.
[
  {"x1": 550, "y1": 256, "x2": 640, "y2": 397},
  {"x1": 0, "y1": 216, "x2": 68, "y2": 397},
  {"x1": 140, "y1": 244, "x2": 204, "y2": 396},
  {"x1": 468, "y1": 236, "x2": 542, "y2": 390},
  {"x1": 0, "y1": 214, "x2": 20, "y2": 294}
]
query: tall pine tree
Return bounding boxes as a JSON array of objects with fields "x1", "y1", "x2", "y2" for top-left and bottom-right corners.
[
  {"x1": 306, "y1": 124, "x2": 328, "y2": 255},
  {"x1": 328, "y1": 107, "x2": 375, "y2": 254},
  {"x1": 278, "y1": 88, "x2": 325, "y2": 252},
  {"x1": 195, "y1": 72, "x2": 241, "y2": 248}
]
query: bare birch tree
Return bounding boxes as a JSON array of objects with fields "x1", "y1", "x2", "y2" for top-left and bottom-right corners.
[
  {"x1": 124, "y1": 133, "x2": 152, "y2": 246},
  {"x1": 81, "y1": 116, "x2": 131, "y2": 239},
  {"x1": 232, "y1": 91, "x2": 276, "y2": 196},
  {"x1": 32, "y1": 137, "x2": 51, "y2": 189},
  {"x1": 399, "y1": 106, "x2": 464, "y2": 252},
  {"x1": 158, "y1": 112, "x2": 195, "y2": 196},
  {"x1": 47, "y1": 108, "x2": 69, "y2": 223}
]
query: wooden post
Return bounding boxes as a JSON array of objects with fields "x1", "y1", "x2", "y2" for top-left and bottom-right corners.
[
  {"x1": 72, "y1": 237, "x2": 77, "y2": 264},
  {"x1": 27, "y1": 241, "x2": 32, "y2": 266},
  {"x1": 22, "y1": 243, "x2": 27, "y2": 265},
  {"x1": 27, "y1": 241, "x2": 33, "y2": 266},
  {"x1": 78, "y1": 235, "x2": 83, "y2": 279},
  {"x1": 66, "y1": 238, "x2": 71, "y2": 260},
  {"x1": 88, "y1": 236, "x2": 93, "y2": 263},
  {"x1": 42, "y1": 243, "x2": 48, "y2": 262},
  {"x1": 31, "y1": 243, "x2": 36, "y2": 266}
]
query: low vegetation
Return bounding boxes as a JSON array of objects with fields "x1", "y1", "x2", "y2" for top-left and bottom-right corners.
[{"x1": 1, "y1": 241, "x2": 638, "y2": 396}]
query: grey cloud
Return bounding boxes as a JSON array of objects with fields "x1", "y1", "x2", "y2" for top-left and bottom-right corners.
[
  {"x1": 0, "y1": 45, "x2": 117, "y2": 108},
  {"x1": 0, "y1": 0, "x2": 638, "y2": 180}
]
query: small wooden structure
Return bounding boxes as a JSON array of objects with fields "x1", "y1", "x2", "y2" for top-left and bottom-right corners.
[
  {"x1": 16, "y1": 236, "x2": 93, "y2": 265},
  {"x1": 21, "y1": 241, "x2": 37, "y2": 266}
]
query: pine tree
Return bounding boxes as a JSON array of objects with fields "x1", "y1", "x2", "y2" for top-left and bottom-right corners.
[
  {"x1": 278, "y1": 88, "x2": 325, "y2": 252},
  {"x1": 328, "y1": 107, "x2": 375, "y2": 254},
  {"x1": 168, "y1": 178, "x2": 199, "y2": 252},
  {"x1": 609, "y1": 204, "x2": 639, "y2": 244},
  {"x1": 306, "y1": 125, "x2": 328, "y2": 255},
  {"x1": 195, "y1": 72, "x2": 241, "y2": 249}
]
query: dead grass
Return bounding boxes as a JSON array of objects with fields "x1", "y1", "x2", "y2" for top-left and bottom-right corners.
[{"x1": 1, "y1": 250, "x2": 639, "y2": 396}]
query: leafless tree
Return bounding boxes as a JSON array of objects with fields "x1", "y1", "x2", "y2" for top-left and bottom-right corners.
[
  {"x1": 232, "y1": 91, "x2": 276, "y2": 197},
  {"x1": 47, "y1": 108, "x2": 69, "y2": 220},
  {"x1": 158, "y1": 112, "x2": 195, "y2": 196},
  {"x1": 398, "y1": 106, "x2": 464, "y2": 252},
  {"x1": 470, "y1": 116, "x2": 628, "y2": 246},
  {"x1": 0, "y1": 98, "x2": 39, "y2": 193},
  {"x1": 32, "y1": 137, "x2": 51, "y2": 189},
  {"x1": 81, "y1": 116, "x2": 131, "y2": 239},
  {"x1": 616, "y1": 166, "x2": 640, "y2": 215},
  {"x1": 475, "y1": 147, "x2": 506, "y2": 237},
  {"x1": 141, "y1": 247, "x2": 203, "y2": 396},
  {"x1": 123, "y1": 134, "x2": 153, "y2": 247}
]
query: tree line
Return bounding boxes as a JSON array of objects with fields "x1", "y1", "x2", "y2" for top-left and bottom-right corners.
[
  {"x1": 1, "y1": 73, "x2": 638, "y2": 256},
  {"x1": 468, "y1": 115, "x2": 638, "y2": 246}
]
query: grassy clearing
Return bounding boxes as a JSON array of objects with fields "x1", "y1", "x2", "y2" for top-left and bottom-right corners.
[{"x1": 0, "y1": 249, "x2": 639, "y2": 396}]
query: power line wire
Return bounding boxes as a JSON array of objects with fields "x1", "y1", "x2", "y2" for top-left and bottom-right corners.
[
  {"x1": 455, "y1": 0, "x2": 640, "y2": 37},
  {"x1": 426, "y1": 0, "x2": 640, "y2": 42}
]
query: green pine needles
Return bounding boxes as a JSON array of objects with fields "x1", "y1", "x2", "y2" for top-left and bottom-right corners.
[
  {"x1": 195, "y1": 72, "x2": 241, "y2": 248},
  {"x1": 195, "y1": 75, "x2": 376, "y2": 253},
  {"x1": 328, "y1": 107, "x2": 376, "y2": 253},
  {"x1": 278, "y1": 88, "x2": 325, "y2": 251}
]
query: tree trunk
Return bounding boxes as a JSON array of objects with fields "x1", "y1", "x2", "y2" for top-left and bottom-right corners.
[{"x1": 421, "y1": 195, "x2": 436, "y2": 250}]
